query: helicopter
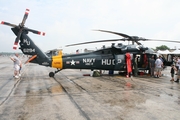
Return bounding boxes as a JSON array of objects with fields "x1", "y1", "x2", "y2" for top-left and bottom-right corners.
[{"x1": 1, "y1": 9, "x2": 180, "y2": 77}]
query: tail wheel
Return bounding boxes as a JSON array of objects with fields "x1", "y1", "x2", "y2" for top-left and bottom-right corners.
[{"x1": 49, "y1": 72, "x2": 54, "y2": 77}]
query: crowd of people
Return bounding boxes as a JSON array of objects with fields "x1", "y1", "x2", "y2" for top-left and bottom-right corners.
[{"x1": 150, "y1": 55, "x2": 179, "y2": 83}]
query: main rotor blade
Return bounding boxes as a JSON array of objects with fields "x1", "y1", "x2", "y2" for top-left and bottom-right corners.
[
  {"x1": 0, "y1": 21, "x2": 17, "y2": 27},
  {"x1": 21, "y1": 9, "x2": 30, "y2": 27},
  {"x1": 143, "y1": 39, "x2": 180, "y2": 43},
  {"x1": 66, "y1": 39, "x2": 126, "y2": 47},
  {"x1": 95, "y1": 29, "x2": 132, "y2": 39},
  {"x1": 25, "y1": 28, "x2": 45, "y2": 36}
]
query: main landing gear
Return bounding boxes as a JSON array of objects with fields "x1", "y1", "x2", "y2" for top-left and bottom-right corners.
[{"x1": 49, "y1": 69, "x2": 61, "y2": 77}]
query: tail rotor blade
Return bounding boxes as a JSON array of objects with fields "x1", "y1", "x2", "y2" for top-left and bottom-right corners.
[
  {"x1": 21, "y1": 9, "x2": 30, "y2": 26},
  {"x1": 26, "y1": 28, "x2": 45, "y2": 36},
  {"x1": 13, "y1": 42, "x2": 18, "y2": 50},
  {"x1": 13, "y1": 29, "x2": 22, "y2": 50},
  {"x1": 13, "y1": 9, "x2": 30, "y2": 50},
  {"x1": 0, "y1": 21, "x2": 17, "y2": 27}
]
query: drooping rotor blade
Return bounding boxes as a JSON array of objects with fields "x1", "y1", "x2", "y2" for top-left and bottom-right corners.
[
  {"x1": 66, "y1": 38, "x2": 126, "y2": 47},
  {"x1": 145, "y1": 39, "x2": 180, "y2": 43},
  {"x1": 0, "y1": 21, "x2": 17, "y2": 27},
  {"x1": 25, "y1": 28, "x2": 45, "y2": 36},
  {"x1": 95, "y1": 30, "x2": 143, "y2": 45},
  {"x1": 95, "y1": 29, "x2": 132, "y2": 39},
  {"x1": 21, "y1": 9, "x2": 30, "y2": 27}
]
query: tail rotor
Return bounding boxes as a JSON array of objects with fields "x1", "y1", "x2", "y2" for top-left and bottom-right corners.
[{"x1": 0, "y1": 9, "x2": 45, "y2": 50}]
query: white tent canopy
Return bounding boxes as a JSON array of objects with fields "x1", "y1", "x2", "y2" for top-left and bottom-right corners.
[
  {"x1": 169, "y1": 49, "x2": 180, "y2": 54},
  {"x1": 157, "y1": 49, "x2": 180, "y2": 62},
  {"x1": 157, "y1": 50, "x2": 170, "y2": 54},
  {"x1": 157, "y1": 49, "x2": 180, "y2": 54}
]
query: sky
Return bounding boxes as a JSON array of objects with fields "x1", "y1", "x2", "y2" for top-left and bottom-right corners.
[{"x1": 1, "y1": 0, "x2": 180, "y2": 53}]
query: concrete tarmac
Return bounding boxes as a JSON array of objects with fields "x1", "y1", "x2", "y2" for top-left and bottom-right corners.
[{"x1": 0, "y1": 56, "x2": 180, "y2": 120}]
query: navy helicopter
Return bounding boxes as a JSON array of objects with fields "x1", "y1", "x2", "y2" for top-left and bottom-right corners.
[{"x1": 1, "y1": 9, "x2": 179, "y2": 77}]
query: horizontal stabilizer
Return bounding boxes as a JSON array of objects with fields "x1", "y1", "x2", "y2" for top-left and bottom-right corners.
[{"x1": 25, "y1": 55, "x2": 37, "y2": 64}]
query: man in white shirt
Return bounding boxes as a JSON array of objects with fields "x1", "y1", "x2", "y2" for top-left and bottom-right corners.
[
  {"x1": 154, "y1": 56, "x2": 163, "y2": 78},
  {"x1": 10, "y1": 53, "x2": 21, "y2": 79}
]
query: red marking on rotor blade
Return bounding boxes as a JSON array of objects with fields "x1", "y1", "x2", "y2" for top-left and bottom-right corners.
[
  {"x1": 1, "y1": 21, "x2": 4, "y2": 24},
  {"x1": 25, "y1": 9, "x2": 30, "y2": 15},
  {"x1": 13, "y1": 42, "x2": 18, "y2": 50},
  {"x1": 38, "y1": 31, "x2": 41, "y2": 35},
  {"x1": 38, "y1": 32, "x2": 45, "y2": 36},
  {"x1": 13, "y1": 46, "x2": 17, "y2": 50}
]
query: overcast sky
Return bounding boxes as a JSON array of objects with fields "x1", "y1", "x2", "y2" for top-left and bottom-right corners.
[{"x1": 1, "y1": 0, "x2": 180, "y2": 53}]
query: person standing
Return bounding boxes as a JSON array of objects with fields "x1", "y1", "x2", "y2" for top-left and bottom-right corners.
[
  {"x1": 175, "y1": 57, "x2": 179, "y2": 75},
  {"x1": 10, "y1": 53, "x2": 21, "y2": 79},
  {"x1": 149, "y1": 55, "x2": 155, "y2": 77},
  {"x1": 170, "y1": 64, "x2": 177, "y2": 81},
  {"x1": 154, "y1": 56, "x2": 163, "y2": 78},
  {"x1": 133, "y1": 55, "x2": 138, "y2": 77},
  {"x1": 19, "y1": 61, "x2": 22, "y2": 77},
  {"x1": 175, "y1": 56, "x2": 180, "y2": 82},
  {"x1": 159, "y1": 55, "x2": 164, "y2": 62}
]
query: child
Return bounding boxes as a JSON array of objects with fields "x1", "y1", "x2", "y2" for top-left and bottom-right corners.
[{"x1": 170, "y1": 64, "x2": 177, "y2": 81}]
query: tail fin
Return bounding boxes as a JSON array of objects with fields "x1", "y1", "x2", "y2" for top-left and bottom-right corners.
[{"x1": 12, "y1": 27, "x2": 51, "y2": 67}]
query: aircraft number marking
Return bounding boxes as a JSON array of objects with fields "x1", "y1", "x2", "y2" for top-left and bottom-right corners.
[
  {"x1": 23, "y1": 48, "x2": 35, "y2": 53},
  {"x1": 102, "y1": 59, "x2": 122, "y2": 65},
  {"x1": 23, "y1": 39, "x2": 30, "y2": 45}
]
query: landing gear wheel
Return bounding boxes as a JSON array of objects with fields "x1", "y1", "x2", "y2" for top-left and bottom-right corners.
[
  {"x1": 49, "y1": 72, "x2": 55, "y2": 77},
  {"x1": 49, "y1": 69, "x2": 61, "y2": 77}
]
